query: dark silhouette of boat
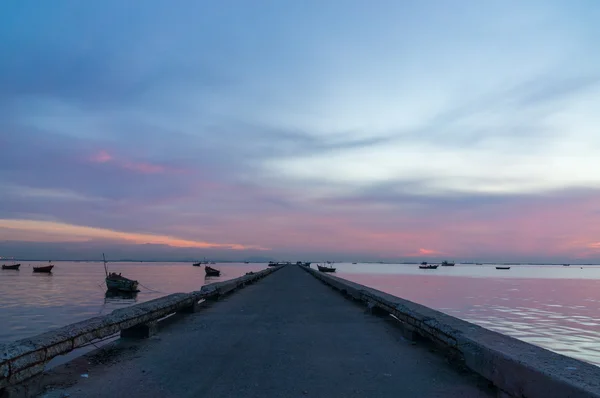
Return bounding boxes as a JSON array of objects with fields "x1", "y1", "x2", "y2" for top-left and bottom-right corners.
[
  {"x1": 496, "y1": 266, "x2": 511, "y2": 270},
  {"x1": 563, "y1": 264, "x2": 570, "y2": 267},
  {"x1": 441, "y1": 261, "x2": 455, "y2": 266},
  {"x1": 192, "y1": 262, "x2": 202, "y2": 266},
  {"x1": 205, "y1": 266, "x2": 221, "y2": 277},
  {"x1": 317, "y1": 264, "x2": 336, "y2": 273},
  {"x1": 2, "y1": 263, "x2": 20, "y2": 270},
  {"x1": 268, "y1": 261, "x2": 290, "y2": 267},
  {"x1": 33, "y1": 263, "x2": 54, "y2": 273},
  {"x1": 103, "y1": 254, "x2": 139, "y2": 292},
  {"x1": 419, "y1": 264, "x2": 438, "y2": 269}
]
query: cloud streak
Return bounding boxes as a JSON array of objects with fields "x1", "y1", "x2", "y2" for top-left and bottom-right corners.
[
  {"x1": 0, "y1": 219, "x2": 266, "y2": 251},
  {"x1": 1, "y1": 1, "x2": 600, "y2": 260}
]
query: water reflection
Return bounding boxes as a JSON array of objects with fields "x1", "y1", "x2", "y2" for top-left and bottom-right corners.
[
  {"x1": 0, "y1": 262, "x2": 266, "y2": 343},
  {"x1": 104, "y1": 290, "x2": 138, "y2": 302},
  {"x1": 336, "y1": 264, "x2": 600, "y2": 367}
]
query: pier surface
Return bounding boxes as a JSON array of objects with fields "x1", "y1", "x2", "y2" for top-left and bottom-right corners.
[{"x1": 42, "y1": 266, "x2": 492, "y2": 397}]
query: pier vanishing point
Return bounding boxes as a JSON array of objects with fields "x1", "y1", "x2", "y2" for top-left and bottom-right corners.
[{"x1": 1, "y1": 265, "x2": 599, "y2": 398}]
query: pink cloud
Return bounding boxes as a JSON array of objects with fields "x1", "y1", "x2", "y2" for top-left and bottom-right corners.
[
  {"x1": 122, "y1": 162, "x2": 166, "y2": 174},
  {"x1": 88, "y1": 149, "x2": 186, "y2": 175},
  {"x1": 89, "y1": 150, "x2": 113, "y2": 163}
]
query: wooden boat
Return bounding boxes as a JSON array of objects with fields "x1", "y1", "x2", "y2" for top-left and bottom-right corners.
[
  {"x1": 496, "y1": 266, "x2": 511, "y2": 270},
  {"x1": 2, "y1": 263, "x2": 20, "y2": 270},
  {"x1": 33, "y1": 264, "x2": 54, "y2": 273},
  {"x1": 192, "y1": 262, "x2": 202, "y2": 266},
  {"x1": 205, "y1": 266, "x2": 221, "y2": 277},
  {"x1": 419, "y1": 264, "x2": 438, "y2": 269},
  {"x1": 441, "y1": 261, "x2": 455, "y2": 266},
  {"x1": 268, "y1": 261, "x2": 290, "y2": 267},
  {"x1": 103, "y1": 254, "x2": 139, "y2": 292},
  {"x1": 317, "y1": 264, "x2": 336, "y2": 273}
]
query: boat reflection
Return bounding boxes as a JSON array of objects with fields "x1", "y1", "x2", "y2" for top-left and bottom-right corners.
[{"x1": 104, "y1": 289, "x2": 138, "y2": 303}]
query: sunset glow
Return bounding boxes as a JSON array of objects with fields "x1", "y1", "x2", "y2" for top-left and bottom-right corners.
[
  {"x1": 0, "y1": 219, "x2": 265, "y2": 251},
  {"x1": 2, "y1": 2, "x2": 600, "y2": 261}
]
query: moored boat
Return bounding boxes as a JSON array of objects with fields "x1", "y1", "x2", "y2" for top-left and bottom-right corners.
[
  {"x1": 205, "y1": 266, "x2": 221, "y2": 277},
  {"x1": 563, "y1": 264, "x2": 570, "y2": 267},
  {"x1": 419, "y1": 264, "x2": 438, "y2": 269},
  {"x1": 268, "y1": 261, "x2": 291, "y2": 267},
  {"x1": 496, "y1": 266, "x2": 511, "y2": 270},
  {"x1": 441, "y1": 260, "x2": 455, "y2": 266},
  {"x1": 33, "y1": 263, "x2": 54, "y2": 273},
  {"x1": 103, "y1": 254, "x2": 139, "y2": 292},
  {"x1": 317, "y1": 263, "x2": 336, "y2": 273},
  {"x1": 192, "y1": 262, "x2": 202, "y2": 266},
  {"x1": 2, "y1": 263, "x2": 20, "y2": 270}
]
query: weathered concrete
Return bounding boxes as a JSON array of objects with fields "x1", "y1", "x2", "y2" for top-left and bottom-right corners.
[
  {"x1": 0, "y1": 266, "x2": 281, "y2": 392},
  {"x1": 303, "y1": 267, "x2": 600, "y2": 398},
  {"x1": 36, "y1": 265, "x2": 492, "y2": 398}
]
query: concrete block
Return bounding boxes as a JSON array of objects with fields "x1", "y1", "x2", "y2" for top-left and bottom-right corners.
[
  {"x1": 4, "y1": 344, "x2": 45, "y2": 375},
  {"x1": 121, "y1": 321, "x2": 158, "y2": 339},
  {"x1": 45, "y1": 340, "x2": 73, "y2": 358},
  {"x1": 178, "y1": 300, "x2": 201, "y2": 314},
  {"x1": 398, "y1": 321, "x2": 418, "y2": 341},
  {"x1": 8, "y1": 363, "x2": 46, "y2": 385}
]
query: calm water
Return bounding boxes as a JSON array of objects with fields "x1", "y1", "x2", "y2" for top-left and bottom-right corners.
[
  {"x1": 0, "y1": 261, "x2": 266, "y2": 343},
  {"x1": 336, "y1": 263, "x2": 600, "y2": 367},
  {"x1": 1, "y1": 262, "x2": 599, "y2": 367}
]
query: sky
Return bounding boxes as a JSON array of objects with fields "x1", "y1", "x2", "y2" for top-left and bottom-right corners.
[{"x1": 1, "y1": 1, "x2": 600, "y2": 262}]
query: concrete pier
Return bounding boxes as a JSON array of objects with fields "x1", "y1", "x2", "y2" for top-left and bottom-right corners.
[{"x1": 36, "y1": 266, "x2": 493, "y2": 398}]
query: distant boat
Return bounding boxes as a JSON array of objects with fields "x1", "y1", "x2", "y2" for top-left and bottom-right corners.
[
  {"x1": 33, "y1": 261, "x2": 54, "y2": 273},
  {"x1": 496, "y1": 266, "x2": 511, "y2": 270},
  {"x1": 475, "y1": 263, "x2": 483, "y2": 265},
  {"x1": 441, "y1": 261, "x2": 455, "y2": 267},
  {"x1": 205, "y1": 266, "x2": 221, "y2": 277},
  {"x1": 419, "y1": 264, "x2": 438, "y2": 269},
  {"x1": 317, "y1": 263, "x2": 336, "y2": 273},
  {"x1": 563, "y1": 264, "x2": 570, "y2": 267},
  {"x1": 352, "y1": 262, "x2": 357, "y2": 264},
  {"x1": 268, "y1": 261, "x2": 290, "y2": 267},
  {"x1": 103, "y1": 254, "x2": 139, "y2": 292},
  {"x1": 192, "y1": 262, "x2": 202, "y2": 267},
  {"x1": 2, "y1": 262, "x2": 20, "y2": 270}
]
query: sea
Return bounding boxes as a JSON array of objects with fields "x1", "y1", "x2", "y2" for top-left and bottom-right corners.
[{"x1": 1, "y1": 261, "x2": 599, "y2": 367}]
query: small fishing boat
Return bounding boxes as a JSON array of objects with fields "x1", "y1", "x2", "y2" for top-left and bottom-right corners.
[
  {"x1": 33, "y1": 260, "x2": 54, "y2": 273},
  {"x1": 269, "y1": 261, "x2": 290, "y2": 267},
  {"x1": 496, "y1": 266, "x2": 511, "y2": 270},
  {"x1": 192, "y1": 262, "x2": 202, "y2": 266},
  {"x1": 317, "y1": 263, "x2": 336, "y2": 273},
  {"x1": 103, "y1": 254, "x2": 139, "y2": 292},
  {"x1": 419, "y1": 264, "x2": 438, "y2": 269},
  {"x1": 205, "y1": 266, "x2": 221, "y2": 277},
  {"x1": 441, "y1": 261, "x2": 455, "y2": 267},
  {"x1": 563, "y1": 264, "x2": 570, "y2": 267},
  {"x1": 2, "y1": 263, "x2": 20, "y2": 270}
]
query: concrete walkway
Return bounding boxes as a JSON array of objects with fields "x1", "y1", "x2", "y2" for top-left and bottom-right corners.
[{"x1": 43, "y1": 266, "x2": 493, "y2": 397}]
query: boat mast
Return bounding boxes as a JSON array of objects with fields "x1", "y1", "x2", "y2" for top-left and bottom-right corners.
[{"x1": 102, "y1": 253, "x2": 108, "y2": 277}]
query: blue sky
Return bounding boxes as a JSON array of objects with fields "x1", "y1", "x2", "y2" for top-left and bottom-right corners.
[{"x1": 1, "y1": 1, "x2": 600, "y2": 261}]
